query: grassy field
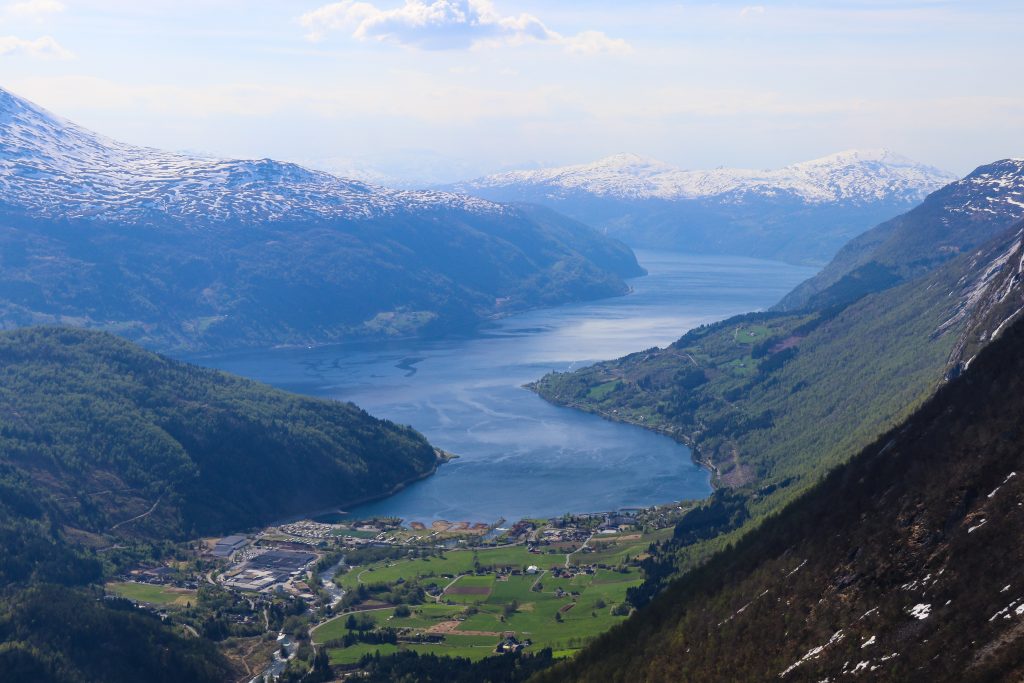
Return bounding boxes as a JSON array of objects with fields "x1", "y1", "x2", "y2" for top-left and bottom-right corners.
[
  {"x1": 318, "y1": 566, "x2": 640, "y2": 663},
  {"x1": 455, "y1": 569, "x2": 639, "y2": 651},
  {"x1": 338, "y1": 545, "x2": 546, "y2": 590},
  {"x1": 327, "y1": 642, "x2": 400, "y2": 665},
  {"x1": 571, "y1": 527, "x2": 673, "y2": 567},
  {"x1": 407, "y1": 634, "x2": 500, "y2": 661},
  {"x1": 443, "y1": 574, "x2": 494, "y2": 602},
  {"x1": 586, "y1": 380, "x2": 622, "y2": 401},
  {"x1": 735, "y1": 324, "x2": 771, "y2": 343},
  {"x1": 105, "y1": 582, "x2": 196, "y2": 606},
  {"x1": 312, "y1": 604, "x2": 467, "y2": 643}
]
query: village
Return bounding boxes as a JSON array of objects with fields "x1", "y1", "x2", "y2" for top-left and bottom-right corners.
[{"x1": 103, "y1": 502, "x2": 694, "y2": 677}]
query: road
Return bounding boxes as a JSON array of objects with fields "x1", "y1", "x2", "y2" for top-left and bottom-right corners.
[
  {"x1": 565, "y1": 532, "x2": 596, "y2": 568},
  {"x1": 109, "y1": 495, "x2": 162, "y2": 530}
]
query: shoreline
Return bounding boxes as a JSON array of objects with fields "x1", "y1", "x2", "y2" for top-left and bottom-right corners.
[
  {"x1": 524, "y1": 386, "x2": 722, "y2": 491},
  {"x1": 179, "y1": 283, "x2": 641, "y2": 360},
  {"x1": 263, "y1": 448, "x2": 454, "y2": 528}
]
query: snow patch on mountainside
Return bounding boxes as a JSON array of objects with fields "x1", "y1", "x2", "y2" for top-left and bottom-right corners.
[
  {"x1": 461, "y1": 149, "x2": 957, "y2": 204},
  {"x1": 0, "y1": 87, "x2": 501, "y2": 227},
  {"x1": 949, "y1": 159, "x2": 1024, "y2": 217}
]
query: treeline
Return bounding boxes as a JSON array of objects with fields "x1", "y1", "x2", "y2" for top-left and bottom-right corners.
[{"x1": 355, "y1": 649, "x2": 555, "y2": 683}]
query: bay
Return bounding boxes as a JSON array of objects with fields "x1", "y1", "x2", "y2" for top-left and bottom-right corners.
[{"x1": 196, "y1": 251, "x2": 817, "y2": 524}]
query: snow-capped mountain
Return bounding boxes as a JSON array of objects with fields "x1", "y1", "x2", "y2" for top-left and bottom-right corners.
[
  {"x1": 0, "y1": 87, "x2": 642, "y2": 351},
  {"x1": 0, "y1": 87, "x2": 498, "y2": 227},
  {"x1": 448, "y1": 151, "x2": 958, "y2": 265},
  {"x1": 776, "y1": 158, "x2": 1024, "y2": 312},
  {"x1": 945, "y1": 158, "x2": 1024, "y2": 217},
  {"x1": 457, "y1": 149, "x2": 955, "y2": 204}
]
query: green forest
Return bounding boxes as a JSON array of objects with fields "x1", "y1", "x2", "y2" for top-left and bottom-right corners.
[{"x1": 0, "y1": 326, "x2": 440, "y2": 539}]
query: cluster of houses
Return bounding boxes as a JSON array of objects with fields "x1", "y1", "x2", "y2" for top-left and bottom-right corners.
[
  {"x1": 119, "y1": 565, "x2": 198, "y2": 591},
  {"x1": 537, "y1": 526, "x2": 592, "y2": 544},
  {"x1": 549, "y1": 565, "x2": 596, "y2": 581},
  {"x1": 495, "y1": 635, "x2": 531, "y2": 654},
  {"x1": 500, "y1": 520, "x2": 536, "y2": 543}
]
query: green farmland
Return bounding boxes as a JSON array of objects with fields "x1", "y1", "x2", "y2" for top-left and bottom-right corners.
[
  {"x1": 105, "y1": 581, "x2": 196, "y2": 607},
  {"x1": 317, "y1": 565, "x2": 639, "y2": 663}
]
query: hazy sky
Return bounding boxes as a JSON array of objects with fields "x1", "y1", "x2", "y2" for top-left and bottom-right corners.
[{"x1": 2, "y1": 0, "x2": 1022, "y2": 184}]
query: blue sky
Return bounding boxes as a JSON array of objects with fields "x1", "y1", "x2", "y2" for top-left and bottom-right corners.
[{"x1": 2, "y1": 0, "x2": 1021, "y2": 184}]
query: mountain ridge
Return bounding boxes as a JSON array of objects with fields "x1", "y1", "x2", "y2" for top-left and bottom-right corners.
[
  {"x1": 0, "y1": 87, "x2": 500, "y2": 226},
  {"x1": 457, "y1": 148, "x2": 954, "y2": 205},
  {"x1": 533, "y1": 289, "x2": 1024, "y2": 683},
  {"x1": 528, "y1": 168, "x2": 1024, "y2": 599},
  {"x1": 0, "y1": 86, "x2": 643, "y2": 352},
  {"x1": 777, "y1": 158, "x2": 1024, "y2": 311},
  {"x1": 447, "y1": 150, "x2": 956, "y2": 265}
]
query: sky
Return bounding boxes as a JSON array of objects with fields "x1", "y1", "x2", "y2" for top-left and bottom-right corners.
[{"x1": 1, "y1": 0, "x2": 1022, "y2": 185}]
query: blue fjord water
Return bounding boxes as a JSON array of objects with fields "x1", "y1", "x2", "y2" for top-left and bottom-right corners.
[{"x1": 196, "y1": 251, "x2": 816, "y2": 524}]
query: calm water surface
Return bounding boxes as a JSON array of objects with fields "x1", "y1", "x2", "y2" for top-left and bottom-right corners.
[{"x1": 196, "y1": 252, "x2": 816, "y2": 524}]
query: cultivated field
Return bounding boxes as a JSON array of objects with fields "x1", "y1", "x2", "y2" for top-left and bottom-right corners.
[{"x1": 105, "y1": 581, "x2": 196, "y2": 607}]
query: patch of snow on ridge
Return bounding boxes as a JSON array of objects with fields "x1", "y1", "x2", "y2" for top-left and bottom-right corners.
[
  {"x1": 908, "y1": 603, "x2": 931, "y2": 620},
  {"x1": 779, "y1": 630, "x2": 845, "y2": 678},
  {"x1": 0, "y1": 87, "x2": 502, "y2": 227},
  {"x1": 464, "y1": 148, "x2": 957, "y2": 204},
  {"x1": 935, "y1": 231, "x2": 1024, "y2": 336}
]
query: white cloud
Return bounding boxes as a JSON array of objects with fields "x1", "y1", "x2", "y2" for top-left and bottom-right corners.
[
  {"x1": 298, "y1": 0, "x2": 629, "y2": 54},
  {"x1": 0, "y1": 34, "x2": 72, "y2": 58},
  {"x1": 5, "y1": 0, "x2": 66, "y2": 18},
  {"x1": 740, "y1": 5, "x2": 766, "y2": 20}
]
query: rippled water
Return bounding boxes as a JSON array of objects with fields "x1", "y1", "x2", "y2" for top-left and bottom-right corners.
[{"x1": 195, "y1": 251, "x2": 816, "y2": 524}]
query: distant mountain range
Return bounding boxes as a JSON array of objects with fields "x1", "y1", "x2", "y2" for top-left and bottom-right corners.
[
  {"x1": 449, "y1": 150, "x2": 956, "y2": 264},
  {"x1": 0, "y1": 87, "x2": 642, "y2": 351}
]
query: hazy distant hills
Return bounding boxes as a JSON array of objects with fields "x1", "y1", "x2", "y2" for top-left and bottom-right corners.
[
  {"x1": 777, "y1": 158, "x2": 1024, "y2": 311},
  {"x1": 448, "y1": 150, "x2": 956, "y2": 265},
  {"x1": 0, "y1": 87, "x2": 643, "y2": 352}
]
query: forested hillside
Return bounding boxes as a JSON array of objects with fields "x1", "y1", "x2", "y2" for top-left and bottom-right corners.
[
  {"x1": 0, "y1": 325, "x2": 455, "y2": 683},
  {"x1": 0, "y1": 463, "x2": 233, "y2": 682},
  {"x1": 0, "y1": 586, "x2": 232, "y2": 683},
  {"x1": 0, "y1": 326, "x2": 440, "y2": 539},
  {"x1": 531, "y1": 164, "x2": 1024, "y2": 580},
  {"x1": 534, "y1": 223, "x2": 1024, "y2": 509},
  {"x1": 534, "y1": 297, "x2": 1024, "y2": 683}
]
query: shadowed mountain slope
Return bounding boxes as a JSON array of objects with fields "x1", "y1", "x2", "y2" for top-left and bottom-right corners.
[{"x1": 534, "y1": 292, "x2": 1024, "y2": 683}]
